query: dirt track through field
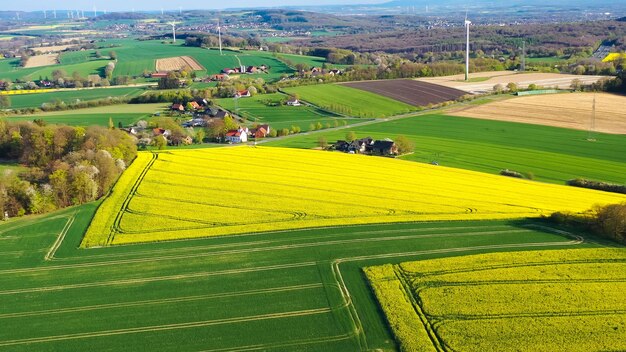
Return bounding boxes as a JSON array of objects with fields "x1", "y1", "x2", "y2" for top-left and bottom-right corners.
[
  {"x1": 449, "y1": 92, "x2": 626, "y2": 134},
  {"x1": 155, "y1": 56, "x2": 204, "y2": 72},
  {"x1": 343, "y1": 79, "x2": 467, "y2": 107}
]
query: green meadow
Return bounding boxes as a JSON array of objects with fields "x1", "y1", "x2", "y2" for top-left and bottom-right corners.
[
  {"x1": 0, "y1": 200, "x2": 601, "y2": 351},
  {"x1": 215, "y1": 93, "x2": 361, "y2": 131},
  {"x1": 5, "y1": 103, "x2": 166, "y2": 126},
  {"x1": 5, "y1": 87, "x2": 146, "y2": 109},
  {"x1": 265, "y1": 114, "x2": 626, "y2": 185},
  {"x1": 282, "y1": 84, "x2": 418, "y2": 118}
]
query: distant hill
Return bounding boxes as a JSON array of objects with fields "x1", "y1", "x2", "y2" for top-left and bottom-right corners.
[
  {"x1": 95, "y1": 12, "x2": 148, "y2": 21},
  {"x1": 382, "y1": 0, "x2": 617, "y2": 6}
]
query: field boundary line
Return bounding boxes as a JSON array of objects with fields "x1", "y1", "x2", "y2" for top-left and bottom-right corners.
[
  {"x1": 44, "y1": 213, "x2": 76, "y2": 261},
  {"x1": 0, "y1": 228, "x2": 531, "y2": 274},
  {"x1": 395, "y1": 267, "x2": 445, "y2": 351},
  {"x1": 107, "y1": 152, "x2": 158, "y2": 244},
  {"x1": 51, "y1": 224, "x2": 516, "y2": 262}
]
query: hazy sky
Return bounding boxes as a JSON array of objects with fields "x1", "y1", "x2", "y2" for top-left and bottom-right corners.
[{"x1": 8, "y1": 0, "x2": 385, "y2": 11}]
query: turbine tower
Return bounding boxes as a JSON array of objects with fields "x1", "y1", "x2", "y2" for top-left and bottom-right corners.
[
  {"x1": 521, "y1": 40, "x2": 526, "y2": 72},
  {"x1": 53, "y1": 9, "x2": 57, "y2": 19},
  {"x1": 44, "y1": 10, "x2": 47, "y2": 19},
  {"x1": 94, "y1": 5, "x2": 97, "y2": 17},
  {"x1": 170, "y1": 22, "x2": 177, "y2": 43},
  {"x1": 217, "y1": 17, "x2": 223, "y2": 55},
  {"x1": 464, "y1": 13, "x2": 471, "y2": 81}
]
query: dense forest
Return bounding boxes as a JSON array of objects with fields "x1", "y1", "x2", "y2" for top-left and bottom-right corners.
[
  {"x1": 298, "y1": 20, "x2": 626, "y2": 58},
  {"x1": 0, "y1": 121, "x2": 136, "y2": 217}
]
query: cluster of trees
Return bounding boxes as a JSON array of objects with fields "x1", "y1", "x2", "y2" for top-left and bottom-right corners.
[
  {"x1": 551, "y1": 202, "x2": 626, "y2": 245},
  {"x1": 130, "y1": 88, "x2": 213, "y2": 104},
  {"x1": 0, "y1": 120, "x2": 137, "y2": 218},
  {"x1": 310, "y1": 119, "x2": 347, "y2": 132},
  {"x1": 157, "y1": 70, "x2": 195, "y2": 90},
  {"x1": 0, "y1": 97, "x2": 130, "y2": 116},
  {"x1": 215, "y1": 77, "x2": 270, "y2": 98},
  {"x1": 184, "y1": 34, "x2": 262, "y2": 50},
  {"x1": 0, "y1": 56, "x2": 129, "y2": 92},
  {"x1": 567, "y1": 178, "x2": 626, "y2": 194}
]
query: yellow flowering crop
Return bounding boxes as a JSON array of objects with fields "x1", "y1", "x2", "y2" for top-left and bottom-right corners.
[
  {"x1": 368, "y1": 249, "x2": 626, "y2": 352},
  {"x1": 603, "y1": 53, "x2": 626, "y2": 62},
  {"x1": 81, "y1": 147, "x2": 626, "y2": 247}
]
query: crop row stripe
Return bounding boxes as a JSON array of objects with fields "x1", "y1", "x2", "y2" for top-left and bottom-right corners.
[
  {"x1": 0, "y1": 308, "x2": 332, "y2": 347},
  {"x1": 0, "y1": 283, "x2": 324, "y2": 319},
  {"x1": 0, "y1": 262, "x2": 316, "y2": 295}
]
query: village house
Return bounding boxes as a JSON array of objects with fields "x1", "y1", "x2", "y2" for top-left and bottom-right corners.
[
  {"x1": 333, "y1": 137, "x2": 397, "y2": 156},
  {"x1": 209, "y1": 74, "x2": 229, "y2": 81},
  {"x1": 182, "y1": 118, "x2": 207, "y2": 128},
  {"x1": 153, "y1": 128, "x2": 170, "y2": 137},
  {"x1": 181, "y1": 136, "x2": 194, "y2": 145},
  {"x1": 189, "y1": 101, "x2": 201, "y2": 110},
  {"x1": 171, "y1": 103, "x2": 185, "y2": 112},
  {"x1": 151, "y1": 72, "x2": 169, "y2": 79},
  {"x1": 213, "y1": 110, "x2": 230, "y2": 119},
  {"x1": 371, "y1": 139, "x2": 398, "y2": 156},
  {"x1": 235, "y1": 90, "x2": 251, "y2": 98},
  {"x1": 249, "y1": 124, "x2": 271, "y2": 138},
  {"x1": 286, "y1": 98, "x2": 301, "y2": 106},
  {"x1": 225, "y1": 127, "x2": 249, "y2": 143}
]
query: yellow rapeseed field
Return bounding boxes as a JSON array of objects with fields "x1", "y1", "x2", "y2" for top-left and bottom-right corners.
[
  {"x1": 368, "y1": 249, "x2": 626, "y2": 351},
  {"x1": 81, "y1": 147, "x2": 626, "y2": 247},
  {"x1": 603, "y1": 53, "x2": 626, "y2": 62}
]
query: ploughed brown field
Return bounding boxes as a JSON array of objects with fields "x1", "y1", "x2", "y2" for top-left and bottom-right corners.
[
  {"x1": 342, "y1": 79, "x2": 467, "y2": 107},
  {"x1": 449, "y1": 92, "x2": 626, "y2": 134},
  {"x1": 155, "y1": 56, "x2": 205, "y2": 72}
]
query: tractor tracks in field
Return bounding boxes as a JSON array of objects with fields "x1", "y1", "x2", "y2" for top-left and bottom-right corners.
[
  {"x1": 107, "y1": 152, "x2": 158, "y2": 244},
  {"x1": 0, "y1": 308, "x2": 333, "y2": 348},
  {"x1": 329, "y1": 227, "x2": 584, "y2": 350}
]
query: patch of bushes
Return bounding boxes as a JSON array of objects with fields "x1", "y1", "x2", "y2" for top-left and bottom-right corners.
[
  {"x1": 567, "y1": 178, "x2": 626, "y2": 195},
  {"x1": 550, "y1": 202, "x2": 626, "y2": 245},
  {"x1": 500, "y1": 169, "x2": 523, "y2": 178}
]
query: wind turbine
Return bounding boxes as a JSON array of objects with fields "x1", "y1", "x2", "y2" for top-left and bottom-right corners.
[
  {"x1": 464, "y1": 13, "x2": 471, "y2": 81},
  {"x1": 94, "y1": 5, "x2": 97, "y2": 17},
  {"x1": 44, "y1": 10, "x2": 47, "y2": 19},
  {"x1": 169, "y1": 22, "x2": 177, "y2": 43},
  {"x1": 217, "y1": 16, "x2": 223, "y2": 55},
  {"x1": 161, "y1": 8, "x2": 164, "y2": 16},
  {"x1": 53, "y1": 9, "x2": 57, "y2": 19}
]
